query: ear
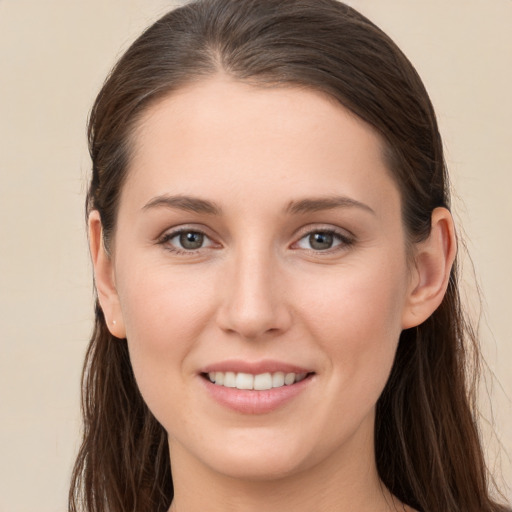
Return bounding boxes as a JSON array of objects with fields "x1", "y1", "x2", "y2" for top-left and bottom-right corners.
[
  {"x1": 88, "y1": 210, "x2": 126, "y2": 339},
  {"x1": 402, "y1": 207, "x2": 457, "y2": 329}
]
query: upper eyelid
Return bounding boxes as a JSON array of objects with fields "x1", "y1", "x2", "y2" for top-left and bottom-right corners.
[
  {"x1": 292, "y1": 224, "x2": 355, "y2": 241},
  {"x1": 161, "y1": 228, "x2": 210, "y2": 241},
  {"x1": 158, "y1": 224, "x2": 213, "y2": 240},
  {"x1": 294, "y1": 231, "x2": 352, "y2": 246},
  {"x1": 157, "y1": 227, "x2": 213, "y2": 248}
]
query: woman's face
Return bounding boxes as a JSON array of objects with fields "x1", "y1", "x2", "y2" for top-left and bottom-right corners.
[{"x1": 104, "y1": 77, "x2": 418, "y2": 481}]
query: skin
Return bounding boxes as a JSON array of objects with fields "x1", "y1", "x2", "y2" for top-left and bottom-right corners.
[{"x1": 90, "y1": 76, "x2": 456, "y2": 512}]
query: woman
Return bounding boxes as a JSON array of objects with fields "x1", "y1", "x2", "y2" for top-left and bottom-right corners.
[{"x1": 69, "y1": 0, "x2": 511, "y2": 511}]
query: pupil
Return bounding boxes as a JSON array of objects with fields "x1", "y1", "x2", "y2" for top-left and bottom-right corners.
[
  {"x1": 310, "y1": 232, "x2": 333, "y2": 250},
  {"x1": 180, "y1": 232, "x2": 204, "y2": 249}
]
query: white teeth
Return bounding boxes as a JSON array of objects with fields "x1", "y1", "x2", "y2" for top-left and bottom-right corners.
[
  {"x1": 272, "y1": 371, "x2": 285, "y2": 387},
  {"x1": 235, "y1": 372, "x2": 254, "y2": 390},
  {"x1": 223, "y1": 372, "x2": 236, "y2": 388},
  {"x1": 207, "y1": 371, "x2": 308, "y2": 390},
  {"x1": 254, "y1": 373, "x2": 272, "y2": 390},
  {"x1": 284, "y1": 372, "x2": 296, "y2": 385}
]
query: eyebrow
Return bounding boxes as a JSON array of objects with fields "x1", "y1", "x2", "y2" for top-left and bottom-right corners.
[
  {"x1": 142, "y1": 194, "x2": 374, "y2": 216},
  {"x1": 142, "y1": 194, "x2": 222, "y2": 215},
  {"x1": 286, "y1": 196, "x2": 375, "y2": 215}
]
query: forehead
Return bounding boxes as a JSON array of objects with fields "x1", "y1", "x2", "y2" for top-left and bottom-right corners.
[{"x1": 122, "y1": 76, "x2": 399, "y2": 216}]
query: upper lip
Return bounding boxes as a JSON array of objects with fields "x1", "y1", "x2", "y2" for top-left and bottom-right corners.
[{"x1": 200, "y1": 359, "x2": 314, "y2": 375}]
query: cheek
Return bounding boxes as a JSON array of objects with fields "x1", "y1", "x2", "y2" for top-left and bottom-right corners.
[
  {"x1": 114, "y1": 263, "x2": 218, "y2": 416},
  {"x1": 294, "y1": 256, "x2": 408, "y2": 389},
  {"x1": 118, "y1": 261, "x2": 217, "y2": 344},
  {"x1": 301, "y1": 258, "x2": 406, "y2": 331}
]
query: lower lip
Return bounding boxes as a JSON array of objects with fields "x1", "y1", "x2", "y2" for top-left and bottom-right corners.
[{"x1": 200, "y1": 374, "x2": 313, "y2": 414}]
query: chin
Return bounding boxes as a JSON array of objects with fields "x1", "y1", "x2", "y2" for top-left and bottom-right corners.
[
  {"x1": 186, "y1": 428, "x2": 317, "y2": 481},
  {"x1": 207, "y1": 451, "x2": 309, "y2": 482}
]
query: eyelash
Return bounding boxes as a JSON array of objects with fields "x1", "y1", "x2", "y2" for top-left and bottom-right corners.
[
  {"x1": 294, "y1": 228, "x2": 354, "y2": 253},
  {"x1": 157, "y1": 228, "x2": 214, "y2": 255},
  {"x1": 157, "y1": 227, "x2": 355, "y2": 255}
]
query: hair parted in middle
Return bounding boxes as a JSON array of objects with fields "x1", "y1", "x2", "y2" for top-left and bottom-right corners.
[{"x1": 70, "y1": 1, "x2": 506, "y2": 512}]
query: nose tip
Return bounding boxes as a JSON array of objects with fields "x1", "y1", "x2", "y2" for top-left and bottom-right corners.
[
  {"x1": 216, "y1": 255, "x2": 292, "y2": 340},
  {"x1": 220, "y1": 294, "x2": 284, "y2": 339}
]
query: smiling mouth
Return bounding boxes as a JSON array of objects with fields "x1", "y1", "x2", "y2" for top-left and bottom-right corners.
[{"x1": 203, "y1": 371, "x2": 313, "y2": 391}]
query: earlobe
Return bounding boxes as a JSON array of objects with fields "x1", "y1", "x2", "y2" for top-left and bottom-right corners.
[
  {"x1": 88, "y1": 211, "x2": 127, "y2": 339},
  {"x1": 402, "y1": 207, "x2": 457, "y2": 329}
]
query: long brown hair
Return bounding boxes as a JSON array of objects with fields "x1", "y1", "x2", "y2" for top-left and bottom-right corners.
[{"x1": 70, "y1": 1, "x2": 510, "y2": 511}]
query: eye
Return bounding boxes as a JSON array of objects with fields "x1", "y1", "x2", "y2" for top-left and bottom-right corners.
[
  {"x1": 159, "y1": 229, "x2": 215, "y2": 253},
  {"x1": 177, "y1": 231, "x2": 205, "y2": 250},
  {"x1": 295, "y1": 230, "x2": 352, "y2": 251}
]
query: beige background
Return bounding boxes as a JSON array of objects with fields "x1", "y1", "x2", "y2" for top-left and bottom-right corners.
[{"x1": 0, "y1": 0, "x2": 510, "y2": 510}]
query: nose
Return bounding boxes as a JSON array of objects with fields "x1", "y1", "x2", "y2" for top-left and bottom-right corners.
[{"x1": 216, "y1": 246, "x2": 292, "y2": 340}]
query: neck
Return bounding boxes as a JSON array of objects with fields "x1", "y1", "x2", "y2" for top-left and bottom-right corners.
[{"x1": 167, "y1": 419, "x2": 404, "y2": 512}]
